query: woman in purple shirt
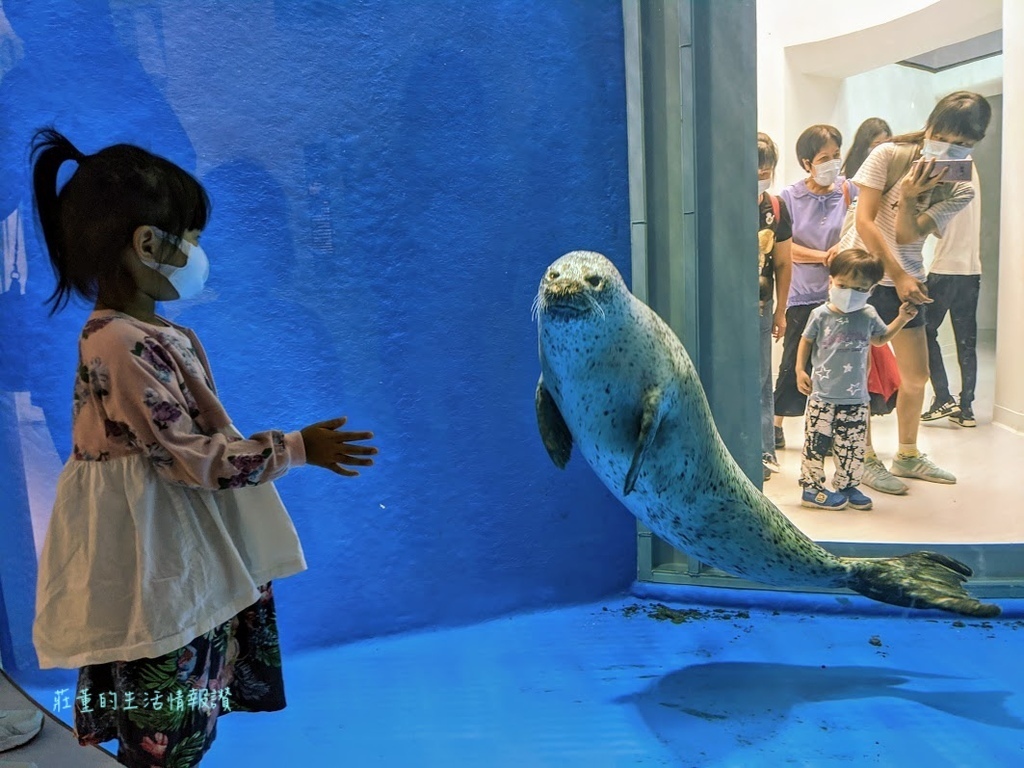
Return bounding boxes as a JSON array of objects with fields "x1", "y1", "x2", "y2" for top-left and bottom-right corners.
[{"x1": 773, "y1": 125, "x2": 854, "y2": 448}]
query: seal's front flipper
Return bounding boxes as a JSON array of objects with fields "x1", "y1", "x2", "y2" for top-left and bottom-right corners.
[
  {"x1": 536, "y1": 375, "x2": 572, "y2": 469},
  {"x1": 624, "y1": 386, "x2": 670, "y2": 496},
  {"x1": 846, "y1": 552, "x2": 1001, "y2": 618}
]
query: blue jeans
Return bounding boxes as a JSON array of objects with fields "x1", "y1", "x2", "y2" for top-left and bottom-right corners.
[{"x1": 760, "y1": 300, "x2": 775, "y2": 461}]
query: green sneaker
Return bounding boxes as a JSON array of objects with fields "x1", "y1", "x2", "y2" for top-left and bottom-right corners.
[
  {"x1": 861, "y1": 455, "x2": 908, "y2": 495},
  {"x1": 891, "y1": 453, "x2": 956, "y2": 484}
]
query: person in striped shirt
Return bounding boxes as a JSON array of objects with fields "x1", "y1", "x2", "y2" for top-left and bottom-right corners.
[{"x1": 833, "y1": 91, "x2": 990, "y2": 495}]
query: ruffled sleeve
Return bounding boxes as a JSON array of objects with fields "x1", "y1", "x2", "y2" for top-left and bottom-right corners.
[{"x1": 83, "y1": 322, "x2": 306, "y2": 490}]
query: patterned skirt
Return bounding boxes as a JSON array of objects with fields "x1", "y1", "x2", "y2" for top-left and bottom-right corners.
[{"x1": 73, "y1": 582, "x2": 286, "y2": 768}]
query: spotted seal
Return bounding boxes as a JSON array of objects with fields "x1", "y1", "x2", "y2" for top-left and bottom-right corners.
[{"x1": 534, "y1": 251, "x2": 998, "y2": 618}]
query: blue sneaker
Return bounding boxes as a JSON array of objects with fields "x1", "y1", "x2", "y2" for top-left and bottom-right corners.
[
  {"x1": 801, "y1": 488, "x2": 848, "y2": 510},
  {"x1": 838, "y1": 486, "x2": 873, "y2": 510}
]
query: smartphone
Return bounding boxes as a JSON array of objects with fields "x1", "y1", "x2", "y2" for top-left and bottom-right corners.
[{"x1": 913, "y1": 158, "x2": 973, "y2": 182}]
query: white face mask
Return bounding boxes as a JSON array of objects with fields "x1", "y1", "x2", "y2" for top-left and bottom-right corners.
[
  {"x1": 922, "y1": 138, "x2": 973, "y2": 161},
  {"x1": 757, "y1": 178, "x2": 771, "y2": 195},
  {"x1": 829, "y1": 286, "x2": 870, "y2": 314},
  {"x1": 140, "y1": 230, "x2": 210, "y2": 301},
  {"x1": 812, "y1": 158, "x2": 841, "y2": 187}
]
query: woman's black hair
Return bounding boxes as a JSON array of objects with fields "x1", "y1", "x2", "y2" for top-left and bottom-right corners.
[
  {"x1": 830, "y1": 248, "x2": 884, "y2": 286},
  {"x1": 795, "y1": 124, "x2": 842, "y2": 174},
  {"x1": 890, "y1": 91, "x2": 991, "y2": 147},
  {"x1": 30, "y1": 128, "x2": 211, "y2": 314},
  {"x1": 757, "y1": 132, "x2": 778, "y2": 171},
  {"x1": 841, "y1": 117, "x2": 892, "y2": 179}
]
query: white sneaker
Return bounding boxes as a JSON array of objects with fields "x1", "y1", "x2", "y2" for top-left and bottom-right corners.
[
  {"x1": 861, "y1": 455, "x2": 909, "y2": 495},
  {"x1": 0, "y1": 709, "x2": 43, "y2": 753},
  {"x1": 891, "y1": 453, "x2": 956, "y2": 484}
]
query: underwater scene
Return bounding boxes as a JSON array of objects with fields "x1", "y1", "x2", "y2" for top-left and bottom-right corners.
[{"x1": 0, "y1": 1, "x2": 1022, "y2": 766}]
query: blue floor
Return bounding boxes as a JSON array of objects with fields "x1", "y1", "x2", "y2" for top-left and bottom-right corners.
[{"x1": 13, "y1": 586, "x2": 1024, "y2": 767}]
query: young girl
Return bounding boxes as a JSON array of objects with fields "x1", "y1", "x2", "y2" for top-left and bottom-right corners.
[
  {"x1": 796, "y1": 249, "x2": 916, "y2": 511},
  {"x1": 756, "y1": 132, "x2": 792, "y2": 482},
  {"x1": 30, "y1": 129, "x2": 378, "y2": 768},
  {"x1": 835, "y1": 90, "x2": 990, "y2": 494}
]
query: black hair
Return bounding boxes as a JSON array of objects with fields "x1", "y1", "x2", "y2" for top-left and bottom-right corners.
[
  {"x1": 890, "y1": 91, "x2": 991, "y2": 147},
  {"x1": 795, "y1": 124, "x2": 842, "y2": 174},
  {"x1": 31, "y1": 128, "x2": 211, "y2": 314},
  {"x1": 757, "y1": 132, "x2": 778, "y2": 171},
  {"x1": 841, "y1": 117, "x2": 892, "y2": 178},
  {"x1": 830, "y1": 248, "x2": 884, "y2": 285}
]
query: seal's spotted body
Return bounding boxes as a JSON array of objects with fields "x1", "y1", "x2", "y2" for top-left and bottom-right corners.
[{"x1": 535, "y1": 251, "x2": 998, "y2": 618}]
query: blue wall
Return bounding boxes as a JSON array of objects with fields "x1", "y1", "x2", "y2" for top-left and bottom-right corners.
[{"x1": 0, "y1": 0, "x2": 635, "y2": 658}]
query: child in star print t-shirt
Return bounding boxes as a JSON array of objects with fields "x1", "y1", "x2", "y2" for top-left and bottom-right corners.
[{"x1": 795, "y1": 249, "x2": 916, "y2": 511}]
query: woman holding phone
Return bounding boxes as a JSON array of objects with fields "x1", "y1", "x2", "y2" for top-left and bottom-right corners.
[{"x1": 833, "y1": 91, "x2": 990, "y2": 495}]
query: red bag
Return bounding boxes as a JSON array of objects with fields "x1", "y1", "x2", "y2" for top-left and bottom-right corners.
[
  {"x1": 868, "y1": 343, "x2": 900, "y2": 399},
  {"x1": 867, "y1": 344, "x2": 900, "y2": 415}
]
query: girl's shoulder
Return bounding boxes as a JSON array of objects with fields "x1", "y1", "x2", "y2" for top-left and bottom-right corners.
[{"x1": 79, "y1": 311, "x2": 172, "y2": 353}]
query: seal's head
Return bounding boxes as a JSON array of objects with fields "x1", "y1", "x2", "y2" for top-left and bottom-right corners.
[{"x1": 532, "y1": 250, "x2": 627, "y2": 323}]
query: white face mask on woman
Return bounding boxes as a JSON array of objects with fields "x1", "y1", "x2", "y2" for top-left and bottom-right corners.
[
  {"x1": 758, "y1": 178, "x2": 771, "y2": 195},
  {"x1": 922, "y1": 138, "x2": 972, "y2": 161},
  {"x1": 139, "y1": 230, "x2": 210, "y2": 301},
  {"x1": 812, "y1": 158, "x2": 842, "y2": 187}
]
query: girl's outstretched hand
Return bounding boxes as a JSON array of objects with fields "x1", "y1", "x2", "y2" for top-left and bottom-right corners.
[{"x1": 301, "y1": 417, "x2": 377, "y2": 477}]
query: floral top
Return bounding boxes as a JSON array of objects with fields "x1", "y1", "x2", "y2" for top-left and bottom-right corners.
[
  {"x1": 34, "y1": 310, "x2": 308, "y2": 669},
  {"x1": 70, "y1": 311, "x2": 304, "y2": 488}
]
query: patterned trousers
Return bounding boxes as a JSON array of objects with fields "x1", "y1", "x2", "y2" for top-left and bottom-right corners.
[
  {"x1": 800, "y1": 399, "x2": 869, "y2": 491},
  {"x1": 74, "y1": 583, "x2": 286, "y2": 768}
]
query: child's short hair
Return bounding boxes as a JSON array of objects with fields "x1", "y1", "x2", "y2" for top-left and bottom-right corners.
[{"x1": 829, "y1": 248, "x2": 884, "y2": 285}]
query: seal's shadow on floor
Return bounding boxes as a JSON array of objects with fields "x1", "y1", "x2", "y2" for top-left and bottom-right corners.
[{"x1": 618, "y1": 661, "x2": 1023, "y2": 761}]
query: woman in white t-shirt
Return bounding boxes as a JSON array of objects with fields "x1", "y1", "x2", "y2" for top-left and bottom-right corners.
[{"x1": 835, "y1": 91, "x2": 991, "y2": 495}]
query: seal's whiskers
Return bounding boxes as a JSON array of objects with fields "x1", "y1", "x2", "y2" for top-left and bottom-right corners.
[{"x1": 530, "y1": 293, "x2": 544, "y2": 322}]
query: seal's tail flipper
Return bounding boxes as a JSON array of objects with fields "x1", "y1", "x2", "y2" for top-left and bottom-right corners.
[{"x1": 844, "y1": 551, "x2": 1001, "y2": 618}]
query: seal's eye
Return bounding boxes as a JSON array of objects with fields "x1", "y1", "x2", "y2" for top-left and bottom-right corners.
[
  {"x1": 586, "y1": 275, "x2": 602, "y2": 287},
  {"x1": 548, "y1": 270, "x2": 560, "y2": 280}
]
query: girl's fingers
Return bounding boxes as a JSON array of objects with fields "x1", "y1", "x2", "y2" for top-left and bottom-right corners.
[
  {"x1": 327, "y1": 464, "x2": 358, "y2": 477},
  {"x1": 313, "y1": 417, "x2": 348, "y2": 430},
  {"x1": 340, "y1": 444, "x2": 378, "y2": 455},
  {"x1": 336, "y1": 455, "x2": 374, "y2": 466},
  {"x1": 338, "y1": 430, "x2": 374, "y2": 442}
]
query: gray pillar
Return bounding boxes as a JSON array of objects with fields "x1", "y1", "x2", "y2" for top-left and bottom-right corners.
[{"x1": 624, "y1": 0, "x2": 760, "y2": 484}]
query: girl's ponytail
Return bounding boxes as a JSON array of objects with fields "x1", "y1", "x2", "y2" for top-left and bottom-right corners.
[
  {"x1": 30, "y1": 128, "x2": 85, "y2": 314},
  {"x1": 28, "y1": 129, "x2": 210, "y2": 315}
]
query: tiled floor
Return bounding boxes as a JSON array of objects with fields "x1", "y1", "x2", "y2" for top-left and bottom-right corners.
[
  {"x1": 8, "y1": 588, "x2": 1024, "y2": 767},
  {"x1": 765, "y1": 339, "x2": 1024, "y2": 544}
]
